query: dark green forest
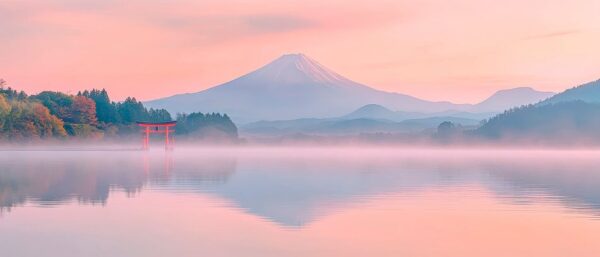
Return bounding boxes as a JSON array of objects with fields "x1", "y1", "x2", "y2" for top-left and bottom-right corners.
[
  {"x1": 176, "y1": 112, "x2": 238, "y2": 141},
  {"x1": 0, "y1": 79, "x2": 237, "y2": 141},
  {"x1": 474, "y1": 101, "x2": 600, "y2": 143}
]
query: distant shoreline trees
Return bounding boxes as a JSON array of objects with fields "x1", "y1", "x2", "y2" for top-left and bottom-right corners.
[
  {"x1": 176, "y1": 112, "x2": 238, "y2": 142},
  {"x1": 0, "y1": 79, "x2": 238, "y2": 142}
]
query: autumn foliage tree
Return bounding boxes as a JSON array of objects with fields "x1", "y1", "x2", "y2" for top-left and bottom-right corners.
[
  {"x1": 31, "y1": 102, "x2": 68, "y2": 138},
  {"x1": 0, "y1": 98, "x2": 66, "y2": 140},
  {"x1": 0, "y1": 94, "x2": 11, "y2": 128},
  {"x1": 69, "y1": 95, "x2": 98, "y2": 125},
  {"x1": 32, "y1": 92, "x2": 98, "y2": 129}
]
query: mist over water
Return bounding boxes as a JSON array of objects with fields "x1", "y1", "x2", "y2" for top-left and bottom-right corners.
[{"x1": 1, "y1": 146, "x2": 600, "y2": 257}]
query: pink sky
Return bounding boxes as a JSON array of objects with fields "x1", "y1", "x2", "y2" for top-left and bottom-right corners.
[{"x1": 1, "y1": 0, "x2": 600, "y2": 103}]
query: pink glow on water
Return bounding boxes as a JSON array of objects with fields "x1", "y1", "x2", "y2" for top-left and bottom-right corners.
[
  {"x1": 1, "y1": 148, "x2": 600, "y2": 256},
  {"x1": 3, "y1": 188, "x2": 600, "y2": 257}
]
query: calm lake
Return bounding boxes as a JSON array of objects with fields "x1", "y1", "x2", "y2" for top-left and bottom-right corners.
[{"x1": 1, "y1": 147, "x2": 599, "y2": 257}]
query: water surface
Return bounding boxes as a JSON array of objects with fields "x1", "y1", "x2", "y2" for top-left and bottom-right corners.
[{"x1": 1, "y1": 147, "x2": 599, "y2": 257}]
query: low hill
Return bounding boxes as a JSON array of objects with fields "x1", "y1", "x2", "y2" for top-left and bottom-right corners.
[{"x1": 341, "y1": 104, "x2": 420, "y2": 121}]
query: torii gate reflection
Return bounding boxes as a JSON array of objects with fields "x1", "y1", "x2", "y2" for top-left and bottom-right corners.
[{"x1": 136, "y1": 121, "x2": 177, "y2": 150}]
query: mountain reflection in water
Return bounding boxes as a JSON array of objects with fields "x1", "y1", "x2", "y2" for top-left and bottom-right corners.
[{"x1": 1, "y1": 148, "x2": 599, "y2": 227}]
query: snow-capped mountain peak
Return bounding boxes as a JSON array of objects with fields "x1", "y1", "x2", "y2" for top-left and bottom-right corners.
[{"x1": 246, "y1": 53, "x2": 360, "y2": 89}]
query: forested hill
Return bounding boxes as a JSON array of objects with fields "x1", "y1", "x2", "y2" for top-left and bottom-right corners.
[
  {"x1": 539, "y1": 79, "x2": 600, "y2": 105},
  {"x1": 474, "y1": 101, "x2": 600, "y2": 144},
  {"x1": 472, "y1": 78, "x2": 600, "y2": 144},
  {"x1": 0, "y1": 79, "x2": 237, "y2": 141}
]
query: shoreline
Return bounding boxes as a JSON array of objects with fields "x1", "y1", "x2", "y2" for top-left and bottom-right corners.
[{"x1": 1, "y1": 144, "x2": 600, "y2": 153}]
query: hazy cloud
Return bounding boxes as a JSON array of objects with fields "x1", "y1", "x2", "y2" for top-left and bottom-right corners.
[
  {"x1": 243, "y1": 15, "x2": 314, "y2": 33},
  {"x1": 523, "y1": 30, "x2": 580, "y2": 40},
  {"x1": 157, "y1": 14, "x2": 314, "y2": 34}
]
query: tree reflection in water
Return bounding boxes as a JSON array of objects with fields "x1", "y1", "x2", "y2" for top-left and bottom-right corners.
[{"x1": 1, "y1": 149, "x2": 599, "y2": 226}]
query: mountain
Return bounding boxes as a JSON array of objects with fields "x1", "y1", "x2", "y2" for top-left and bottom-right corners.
[
  {"x1": 539, "y1": 79, "x2": 600, "y2": 105},
  {"x1": 145, "y1": 54, "x2": 469, "y2": 123},
  {"x1": 145, "y1": 53, "x2": 558, "y2": 123},
  {"x1": 474, "y1": 87, "x2": 554, "y2": 112}
]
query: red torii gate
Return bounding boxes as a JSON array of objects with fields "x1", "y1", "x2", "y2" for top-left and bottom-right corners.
[{"x1": 136, "y1": 121, "x2": 177, "y2": 150}]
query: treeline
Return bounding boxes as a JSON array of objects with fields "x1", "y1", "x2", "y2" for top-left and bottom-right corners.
[
  {"x1": 0, "y1": 91, "x2": 67, "y2": 140},
  {"x1": 176, "y1": 112, "x2": 238, "y2": 141},
  {"x1": 473, "y1": 100, "x2": 600, "y2": 143},
  {"x1": 0, "y1": 79, "x2": 238, "y2": 141}
]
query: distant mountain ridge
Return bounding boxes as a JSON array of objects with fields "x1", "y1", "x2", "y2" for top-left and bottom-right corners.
[
  {"x1": 241, "y1": 104, "x2": 482, "y2": 136},
  {"x1": 145, "y1": 53, "x2": 555, "y2": 123},
  {"x1": 241, "y1": 116, "x2": 481, "y2": 136},
  {"x1": 475, "y1": 87, "x2": 554, "y2": 112},
  {"x1": 342, "y1": 104, "x2": 497, "y2": 122},
  {"x1": 475, "y1": 78, "x2": 600, "y2": 143}
]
